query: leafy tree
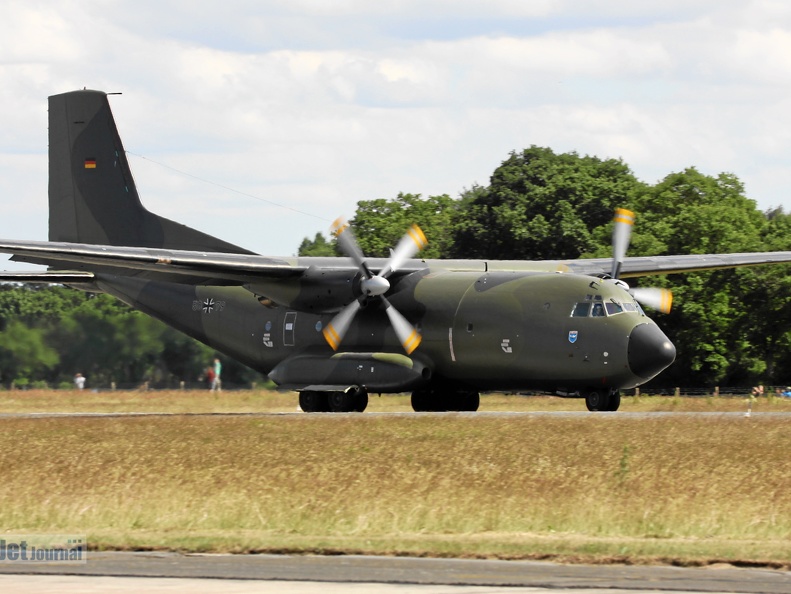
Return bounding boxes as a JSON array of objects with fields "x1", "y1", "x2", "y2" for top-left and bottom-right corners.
[
  {"x1": 451, "y1": 146, "x2": 645, "y2": 259},
  {"x1": 0, "y1": 320, "x2": 59, "y2": 385},
  {"x1": 350, "y1": 192, "x2": 457, "y2": 258},
  {"x1": 623, "y1": 169, "x2": 768, "y2": 386},
  {"x1": 297, "y1": 233, "x2": 338, "y2": 257}
]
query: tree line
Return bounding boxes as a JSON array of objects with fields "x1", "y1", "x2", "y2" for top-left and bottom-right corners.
[
  {"x1": 0, "y1": 285, "x2": 263, "y2": 389},
  {"x1": 299, "y1": 146, "x2": 791, "y2": 388}
]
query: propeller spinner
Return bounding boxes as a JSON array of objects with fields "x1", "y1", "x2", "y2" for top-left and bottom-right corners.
[
  {"x1": 323, "y1": 218, "x2": 427, "y2": 354},
  {"x1": 610, "y1": 208, "x2": 673, "y2": 314}
]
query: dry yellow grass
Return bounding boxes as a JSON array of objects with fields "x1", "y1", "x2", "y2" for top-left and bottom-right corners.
[{"x1": 0, "y1": 405, "x2": 789, "y2": 566}]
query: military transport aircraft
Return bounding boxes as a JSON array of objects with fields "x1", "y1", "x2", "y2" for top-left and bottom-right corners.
[{"x1": 2, "y1": 89, "x2": 791, "y2": 413}]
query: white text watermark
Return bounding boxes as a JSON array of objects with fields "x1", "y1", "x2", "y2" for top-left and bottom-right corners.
[{"x1": 0, "y1": 535, "x2": 86, "y2": 564}]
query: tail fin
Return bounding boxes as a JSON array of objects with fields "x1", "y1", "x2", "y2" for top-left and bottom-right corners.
[{"x1": 48, "y1": 90, "x2": 253, "y2": 254}]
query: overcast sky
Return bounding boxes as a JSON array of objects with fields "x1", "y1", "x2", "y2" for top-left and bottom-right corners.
[{"x1": 2, "y1": 1, "x2": 791, "y2": 263}]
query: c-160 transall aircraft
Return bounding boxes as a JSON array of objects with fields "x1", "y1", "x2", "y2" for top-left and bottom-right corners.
[{"x1": 3, "y1": 90, "x2": 791, "y2": 412}]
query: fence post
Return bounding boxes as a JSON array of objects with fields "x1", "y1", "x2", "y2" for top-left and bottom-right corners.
[
  {"x1": 111, "y1": 382, "x2": 116, "y2": 391},
  {"x1": 714, "y1": 386, "x2": 719, "y2": 397},
  {"x1": 180, "y1": 381, "x2": 185, "y2": 390},
  {"x1": 635, "y1": 387, "x2": 640, "y2": 397},
  {"x1": 674, "y1": 387, "x2": 680, "y2": 397}
]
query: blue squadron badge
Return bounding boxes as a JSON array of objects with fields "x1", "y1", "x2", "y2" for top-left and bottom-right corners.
[{"x1": 568, "y1": 330, "x2": 578, "y2": 344}]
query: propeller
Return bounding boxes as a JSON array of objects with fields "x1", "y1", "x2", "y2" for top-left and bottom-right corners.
[
  {"x1": 322, "y1": 218, "x2": 427, "y2": 354},
  {"x1": 610, "y1": 208, "x2": 673, "y2": 314}
]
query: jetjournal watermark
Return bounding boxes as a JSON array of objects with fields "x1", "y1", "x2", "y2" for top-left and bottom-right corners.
[{"x1": 0, "y1": 534, "x2": 87, "y2": 564}]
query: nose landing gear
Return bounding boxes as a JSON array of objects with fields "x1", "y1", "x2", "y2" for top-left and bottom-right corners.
[{"x1": 584, "y1": 388, "x2": 621, "y2": 412}]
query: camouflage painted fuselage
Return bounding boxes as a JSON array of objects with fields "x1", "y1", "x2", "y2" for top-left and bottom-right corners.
[{"x1": 95, "y1": 263, "x2": 674, "y2": 395}]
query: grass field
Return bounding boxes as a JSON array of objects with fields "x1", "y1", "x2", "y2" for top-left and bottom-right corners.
[
  {"x1": 2, "y1": 387, "x2": 791, "y2": 414},
  {"x1": 0, "y1": 390, "x2": 789, "y2": 567}
]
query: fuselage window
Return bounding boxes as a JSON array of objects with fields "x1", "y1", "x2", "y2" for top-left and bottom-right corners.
[
  {"x1": 605, "y1": 301, "x2": 624, "y2": 315},
  {"x1": 571, "y1": 302, "x2": 591, "y2": 317},
  {"x1": 591, "y1": 302, "x2": 605, "y2": 317}
]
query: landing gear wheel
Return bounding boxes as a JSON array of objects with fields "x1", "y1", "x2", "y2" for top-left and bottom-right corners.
[
  {"x1": 458, "y1": 390, "x2": 480, "y2": 412},
  {"x1": 327, "y1": 388, "x2": 368, "y2": 413},
  {"x1": 605, "y1": 390, "x2": 621, "y2": 412},
  {"x1": 353, "y1": 388, "x2": 369, "y2": 413},
  {"x1": 412, "y1": 386, "x2": 480, "y2": 412},
  {"x1": 299, "y1": 391, "x2": 329, "y2": 413},
  {"x1": 585, "y1": 390, "x2": 606, "y2": 412},
  {"x1": 411, "y1": 389, "x2": 431, "y2": 412},
  {"x1": 328, "y1": 391, "x2": 354, "y2": 412}
]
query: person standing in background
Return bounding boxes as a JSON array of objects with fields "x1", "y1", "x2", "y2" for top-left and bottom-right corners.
[{"x1": 211, "y1": 357, "x2": 222, "y2": 392}]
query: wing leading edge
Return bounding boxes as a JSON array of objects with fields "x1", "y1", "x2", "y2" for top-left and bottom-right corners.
[{"x1": 557, "y1": 252, "x2": 791, "y2": 277}]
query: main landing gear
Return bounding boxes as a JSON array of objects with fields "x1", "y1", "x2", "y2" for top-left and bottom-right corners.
[
  {"x1": 299, "y1": 387, "x2": 369, "y2": 413},
  {"x1": 411, "y1": 386, "x2": 480, "y2": 412},
  {"x1": 583, "y1": 388, "x2": 621, "y2": 412}
]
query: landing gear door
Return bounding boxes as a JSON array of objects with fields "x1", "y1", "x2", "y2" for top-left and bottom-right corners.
[{"x1": 283, "y1": 311, "x2": 297, "y2": 347}]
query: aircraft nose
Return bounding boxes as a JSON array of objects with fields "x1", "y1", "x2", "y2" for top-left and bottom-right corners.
[{"x1": 628, "y1": 323, "x2": 676, "y2": 379}]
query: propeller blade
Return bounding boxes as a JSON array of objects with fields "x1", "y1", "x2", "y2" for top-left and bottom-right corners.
[
  {"x1": 632, "y1": 287, "x2": 673, "y2": 314},
  {"x1": 330, "y1": 217, "x2": 369, "y2": 275},
  {"x1": 382, "y1": 297, "x2": 422, "y2": 354},
  {"x1": 379, "y1": 224, "x2": 428, "y2": 279},
  {"x1": 322, "y1": 300, "x2": 361, "y2": 351},
  {"x1": 611, "y1": 208, "x2": 635, "y2": 279}
]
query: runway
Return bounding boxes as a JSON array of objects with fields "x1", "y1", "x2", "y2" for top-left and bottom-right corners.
[{"x1": 0, "y1": 552, "x2": 789, "y2": 593}]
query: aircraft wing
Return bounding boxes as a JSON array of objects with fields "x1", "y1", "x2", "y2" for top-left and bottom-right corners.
[
  {"x1": 560, "y1": 252, "x2": 791, "y2": 278},
  {"x1": 2, "y1": 238, "x2": 791, "y2": 285},
  {"x1": 0, "y1": 239, "x2": 309, "y2": 284}
]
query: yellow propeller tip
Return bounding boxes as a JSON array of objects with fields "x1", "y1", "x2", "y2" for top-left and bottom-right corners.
[
  {"x1": 408, "y1": 224, "x2": 428, "y2": 250},
  {"x1": 322, "y1": 325, "x2": 341, "y2": 350},
  {"x1": 402, "y1": 331, "x2": 422, "y2": 354},
  {"x1": 613, "y1": 208, "x2": 635, "y2": 226},
  {"x1": 330, "y1": 217, "x2": 349, "y2": 237}
]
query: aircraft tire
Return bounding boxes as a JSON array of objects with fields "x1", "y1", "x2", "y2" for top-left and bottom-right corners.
[
  {"x1": 328, "y1": 391, "x2": 355, "y2": 413},
  {"x1": 584, "y1": 390, "x2": 606, "y2": 411},
  {"x1": 411, "y1": 389, "x2": 432, "y2": 412},
  {"x1": 299, "y1": 391, "x2": 329, "y2": 413},
  {"x1": 457, "y1": 390, "x2": 480, "y2": 412},
  {"x1": 353, "y1": 388, "x2": 369, "y2": 413},
  {"x1": 606, "y1": 390, "x2": 621, "y2": 412}
]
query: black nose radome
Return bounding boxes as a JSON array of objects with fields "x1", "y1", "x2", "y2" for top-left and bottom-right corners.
[{"x1": 628, "y1": 323, "x2": 676, "y2": 379}]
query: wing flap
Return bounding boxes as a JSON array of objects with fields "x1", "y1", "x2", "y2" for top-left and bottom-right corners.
[{"x1": 0, "y1": 270, "x2": 96, "y2": 284}]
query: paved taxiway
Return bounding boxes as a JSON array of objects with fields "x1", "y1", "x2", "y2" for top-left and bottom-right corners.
[{"x1": 0, "y1": 553, "x2": 789, "y2": 593}]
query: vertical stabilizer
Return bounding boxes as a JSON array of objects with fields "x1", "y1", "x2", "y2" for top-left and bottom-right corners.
[{"x1": 48, "y1": 90, "x2": 253, "y2": 254}]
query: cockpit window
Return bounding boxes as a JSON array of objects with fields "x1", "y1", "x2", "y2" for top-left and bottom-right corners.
[
  {"x1": 571, "y1": 302, "x2": 591, "y2": 317},
  {"x1": 572, "y1": 297, "x2": 634, "y2": 318}
]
